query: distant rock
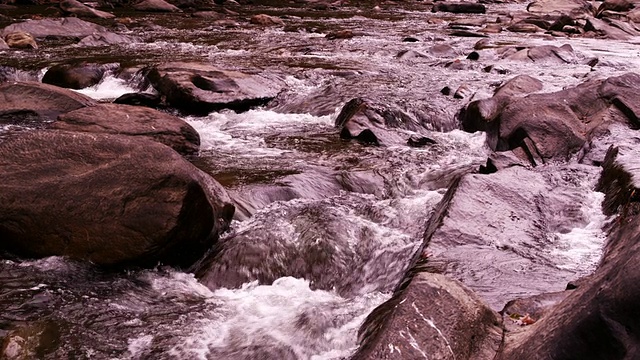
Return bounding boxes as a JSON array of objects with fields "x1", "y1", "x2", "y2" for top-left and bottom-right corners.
[
  {"x1": 0, "y1": 82, "x2": 95, "y2": 123},
  {"x1": 504, "y1": 44, "x2": 578, "y2": 64},
  {"x1": 4, "y1": 31, "x2": 37, "y2": 49},
  {"x1": 133, "y1": 0, "x2": 182, "y2": 12},
  {"x1": 42, "y1": 63, "x2": 105, "y2": 90},
  {"x1": 527, "y1": 0, "x2": 594, "y2": 18},
  {"x1": 54, "y1": 103, "x2": 201, "y2": 155},
  {"x1": 493, "y1": 74, "x2": 543, "y2": 98},
  {"x1": 250, "y1": 14, "x2": 284, "y2": 26},
  {"x1": 0, "y1": 130, "x2": 231, "y2": 267},
  {"x1": 60, "y1": 0, "x2": 115, "y2": 19},
  {"x1": 146, "y1": 62, "x2": 284, "y2": 114}
]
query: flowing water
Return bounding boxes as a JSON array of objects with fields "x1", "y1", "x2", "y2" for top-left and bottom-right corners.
[{"x1": 1, "y1": 1, "x2": 639, "y2": 358}]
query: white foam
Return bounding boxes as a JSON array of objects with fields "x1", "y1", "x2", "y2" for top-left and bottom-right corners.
[
  {"x1": 167, "y1": 277, "x2": 388, "y2": 360},
  {"x1": 552, "y1": 190, "x2": 610, "y2": 273},
  {"x1": 73, "y1": 75, "x2": 146, "y2": 101},
  {"x1": 185, "y1": 109, "x2": 333, "y2": 156}
]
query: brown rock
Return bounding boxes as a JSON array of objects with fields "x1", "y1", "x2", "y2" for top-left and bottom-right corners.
[
  {"x1": 4, "y1": 31, "x2": 37, "y2": 49},
  {"x1": 60, "y1": 0, "x2": 115, "y2": 19},
  {"x1": 133, "y1": 0, "x2": 182, "y2": 12},
  {"x1": 42, "y1": 63, "x2": 105, "y2": 90}
]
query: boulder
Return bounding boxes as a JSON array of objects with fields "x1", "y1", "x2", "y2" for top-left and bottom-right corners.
[
  {"x1": 432, "y1": 2, "x2": 486, "y2": 14},
  {"x1": 250, "y1": 14, "x2": 284, "y2": 26},
  {"x1": 460, "y1": 73, "x2": 640, "y2": 164},
  {"x1": 145, "y1": 62, "x2": 283, "y2": 114},
  {"x1": 0, "y1": 37, "x2": 9, "y2": 50},
  {"x1": 133, "y1": 0, "x2": 182, "y2": 12},
  {"x1": 0, "y1": 130, "x2": 231, "y2": 267},
  {"x1": 4, "y1": 31, "x2": 37, "y2": 49},
  {"x1": 498, "y1": 145, "x2": 640, "y2": 360},
  {"x1": 60, "y1": 0, "x2": 115, "y2": 19},
  {"x1": 1, "y1": 18, "x2": 107, "y2": 39},
  {"x1": 53, "y1": 103, "x2": 201, "y2": 155},
  {"x1": 353, "y1": 272, "x2": 502, "y2": 360},
  {"x1": 0, "y1": 82, "x2": 96, "y2": 123},
  {"x1": 42, "y1": 63, "x2": 105, "y2": 90}
]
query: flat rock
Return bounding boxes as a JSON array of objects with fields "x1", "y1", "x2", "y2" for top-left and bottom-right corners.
[
  {"x1": 1, "y1": 18, "x2": 107, "y2": 39},
  {"x1": 146, "y1": 62, "x2": 284, "y2": 114},
  {"x1": 77, "y1": 32, "x2": 140, "y2": 47},
  {"x1": 0, "y1": 81, "x2": 96, "y2": 123},
  {"x1": 54, "y1": 103, "x2": 200, "y2": 155},
  {"x1": 0, "y1": 130, "x2": 230, "y2": 267}
]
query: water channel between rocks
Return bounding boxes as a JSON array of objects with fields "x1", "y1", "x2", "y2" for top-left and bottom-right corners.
[{"x1": 2, "y1": 1, "x2": 640, "y2": 358}]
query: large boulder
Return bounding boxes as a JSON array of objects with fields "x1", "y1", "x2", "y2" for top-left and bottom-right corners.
[
  {"x1": 0, "y1": 130, "x2": 231, "y2": 267},
  {"x1": 460, "y1": 73, "x2": 640, "y2": 165},
  {"x1": 353, "y1": 272, "x2": 502, "y2": 360},
  {"x1": 498, "y1": 144, "x2": 640, "y2": 360},
  {"x1": 59, "y1": 0, "x2": 115, "y2": 19},
  {"x1": 1, "y1": 18, "x2": 108, "y2": 39},
  {"x1": 146, "y1": 62, "x2": 284, "y2": 114},
  {"x1": 0, "y1": 81, "x2": 96, "y2": 124},
  {"x1": 42, "y1": 63, "x2": 105, "y2": 90},
  {"x1": 53, "y1": 103, "x2": 201, "y2": 155}
]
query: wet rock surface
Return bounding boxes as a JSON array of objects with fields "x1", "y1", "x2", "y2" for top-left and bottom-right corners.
[{"x1": 2, "y1": 0, "x2": 640, "y2": 358}]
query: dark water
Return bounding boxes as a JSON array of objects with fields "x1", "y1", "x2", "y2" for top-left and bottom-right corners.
[{"x1": 0, "y1": 2, "x2": 635, "y2": 358}]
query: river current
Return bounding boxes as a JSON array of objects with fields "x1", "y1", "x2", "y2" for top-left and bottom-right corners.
[{"x1": 1, "y1": 1, "x2": 639, "y2": 358}]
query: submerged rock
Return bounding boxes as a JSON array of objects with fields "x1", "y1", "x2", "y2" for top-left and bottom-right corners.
[
  {"x1": 0, "y1": 81, "x2": 95, "y2": 123},
  {"x1": 77, "y1": 32, "x2": 140, "y2": 47},
  {"x1": 0, "y1": 130, "x2": 230, "y2": 267},
  {"x1": 146, "y1": 62, "x2": 283, "y2": 115},
  {"x1": 42, "y1": 63, "x2": 105, "y2": 90},
  {"x1": 54, "y1": 103, "x2": 201, "y2": 155}
]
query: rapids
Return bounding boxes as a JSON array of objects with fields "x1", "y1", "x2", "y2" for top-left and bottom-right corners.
[{"x1": 1, "y1": 1, "x2": 637, "y2": 358}]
